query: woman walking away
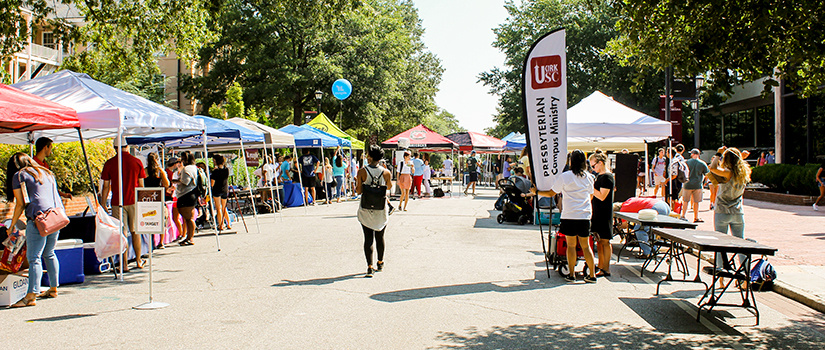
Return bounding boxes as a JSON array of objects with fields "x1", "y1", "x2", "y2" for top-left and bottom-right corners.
[
  {"x1": 332, "y1": 147, "x2": 347, "y2": 203},
  {"x1": 590, "y1": 151, "x2": 615, "y2": 277},
  {"x1": 397, "y1": 151, "x2": 413, "y2": 211},
  {"x1": 709, "y1": 147, "x2": 751, "y2": 272},
  {"x1": 814, "y1": 161, "x2": 825, "y2": 211},
  {"x1": 144, "y1": 153, "x2": 170, "y2": 248},
  {"x1": 538, "y1": 150, "x2": 597, "y2": 283},
  {"x1": 173, "y1": 151, "x2": 199, "y2": 246},
  {"x1": 211, "y1": 154, "x2": 231, "y2": 230},
  {"x1": 356, "y1": 145, "x2": 392, "y2": 278},
  {"x1": 5, "y1": 153, "x2": 64, "y2": 307}
]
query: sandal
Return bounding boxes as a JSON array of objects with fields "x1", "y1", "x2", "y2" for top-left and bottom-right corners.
[
  {"x1": 634, "y1": 253, "x2": 651, "y2": 260},
  {"x1": 135, "y1": 259, "x2": 145, "y2": 269},
  {"x1": 9, "y1": 297, "x2": 36, "y2": 308},
  {"x1": 38, "y1": 290, "x2": 58, "y2": 299},
  {"x1": 694, "y1": 218, "x2": 704, "y2": 223},
  {"x1": 595, "y1": 268, "x2": 611, "y2": 277}
]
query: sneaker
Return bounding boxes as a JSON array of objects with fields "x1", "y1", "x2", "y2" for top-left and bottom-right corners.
[
  {"x1": 564, "y1": 274, "x2": 576, "y2": 282},
  {"x1": 388, "y1": 205, "x2": 395, "y2": 216},
  {"x1": 376, "y1": 261, "x2": 384, "y2": 272},
  {"x1": 814, "y1": 204, "x2": 819, "y2": 211},
  {"x1": 584, "y1": 275, "x2": 597, "y2": 283},
  {"x1": 365, "y1": 267, "x2": 374, "y2": 278}
]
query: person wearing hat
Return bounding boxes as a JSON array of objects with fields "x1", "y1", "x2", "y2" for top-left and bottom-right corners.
[
  {"x1": 99, "y1": 136, "x2": 147, "y2": 271},
  {"x1": 681, "y1": 148, "x2": 709, "y2": 222}
]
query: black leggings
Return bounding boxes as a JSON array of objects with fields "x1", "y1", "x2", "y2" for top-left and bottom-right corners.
[{"x1": 362, "y1": 225, "x2": 385, "y2": 266}]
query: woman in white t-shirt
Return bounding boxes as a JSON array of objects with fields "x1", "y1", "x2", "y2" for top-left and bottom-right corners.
[
  {"x1": 539, "y1": 149, "x2": 597, "y2": 283},
  {"x1": 422, "y1": 157, "x2": 432, "y2": 196},
  {"x1": 396, "y1": 152, "x2": 413, "y2": 211}
]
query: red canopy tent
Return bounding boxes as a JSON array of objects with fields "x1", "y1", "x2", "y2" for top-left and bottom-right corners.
[
  {"x1": 0, "y1": 84, "x2": 79, "y2": 133},
  {"x1": 445, "y1": 131, "x2": 505, "y2": 153},
  {"x1": 381, "y1": 124, "x2": 457, "y2": 150}
]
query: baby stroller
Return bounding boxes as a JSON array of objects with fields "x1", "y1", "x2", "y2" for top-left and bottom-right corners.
[{"x1": 495, "y1": 178, "x2": 534, "y2": 225}]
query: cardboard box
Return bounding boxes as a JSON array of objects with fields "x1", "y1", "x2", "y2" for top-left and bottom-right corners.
[{"x1": 0, "y1": 272, "x2": 29, "y2": 307}]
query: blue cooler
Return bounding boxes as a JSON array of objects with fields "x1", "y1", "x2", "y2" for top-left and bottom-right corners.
[
  {"x1": 41, "y1": 239, "x2": 85, "y2": 286},
  {"x1": 83, "y1": 242, "x2": 110, "y2": 275}
]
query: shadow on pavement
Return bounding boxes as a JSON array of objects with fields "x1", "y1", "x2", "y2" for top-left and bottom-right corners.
[
  {"x1": 272, "y1": 273, "x2": 363, "y2": 287},
  {"x1": 370, "y1": 272, "x2": 560, "y2": 303},
  {"x1": 619, "y1": 297, "x2": 741, "y2": 335},
  {"x1": 473, "y1": 210, "x2": 538, "y2": 231},
  {"x1": 433, "y1": 320, "x2": 825, "y2": 349}
]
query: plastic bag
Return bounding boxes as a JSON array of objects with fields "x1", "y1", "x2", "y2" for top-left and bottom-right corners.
[{"x1": 94, "y1": 206, "x2": 127, "y2": 259}]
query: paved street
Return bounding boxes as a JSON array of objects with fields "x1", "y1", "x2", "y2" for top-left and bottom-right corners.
[{"x1": 2, "y1": 188, "x2": 824, "y2": 349}]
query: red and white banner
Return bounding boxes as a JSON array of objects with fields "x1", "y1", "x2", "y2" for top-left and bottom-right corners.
[{"x1": 522, "y1": 29, "x2": 567, "y2": 191}]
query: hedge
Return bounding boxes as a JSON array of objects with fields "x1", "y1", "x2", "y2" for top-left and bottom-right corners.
[
  {"x1": 0, "y1": 141, "x2": 115, "y2": 199},
  {"x1": 750, "y1": 163, "x2": 821, "y2": 196}
]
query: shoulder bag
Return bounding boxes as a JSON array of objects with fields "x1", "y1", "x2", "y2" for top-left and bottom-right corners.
[
  {"x1": 360, "y1": 166, "x2": 387, "y2": 210},
  {"x1": 27, "y1": 172, "x2": 69, "y2": 237}
]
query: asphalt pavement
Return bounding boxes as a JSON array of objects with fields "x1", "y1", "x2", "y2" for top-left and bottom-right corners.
[{"x1": 1, "y1": 187, "x2": 823, "y2": 349}]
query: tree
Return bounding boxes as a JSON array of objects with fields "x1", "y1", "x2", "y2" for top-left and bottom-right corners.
[
  {"x1": 51, "y1": 0, "x2": 214, "y2": 102},
  {"x1": 480, "y1": 0, "x2": 663, "y2": 139},
  {"x1": 225, "y1": 82, "x2": 244, "y2": 120},
  {"x1": 608, "y1": 0, "x2": 825, "y2": 97},
  {"x1": 180, "y1": 0, "x2": 443, "y2": 141},
  {"x1": 424, "y1": 109, "x2": 465, "y2": 136}
]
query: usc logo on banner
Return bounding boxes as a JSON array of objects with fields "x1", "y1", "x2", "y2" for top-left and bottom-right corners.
[{"x1": 531, "y1": 55, "x2": 562, "y2": 89}]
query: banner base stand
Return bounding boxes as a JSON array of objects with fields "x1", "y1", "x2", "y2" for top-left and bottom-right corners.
[{"x1": 133, "y1": 301, "x2": 169, "y2": 310}]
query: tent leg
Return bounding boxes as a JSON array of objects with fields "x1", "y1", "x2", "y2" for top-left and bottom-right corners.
[
  {"x1": 117, "y1": 127, "x2": 124, "y2": 282},
  {"x1": 644, "y1": 142, "x2": 649, "y2": 196},
  {"x1": 203, "y1": 133, "x2": 220, "y2": 251},
  {"x1": 271, "y1": 144, "x2": 283, "y2": 221},
  {"x1": 239, "y1": 138, "x2": 261, "y2": 233},
  {"x1": 77, "y1": 129, "x2": 99, "y2": 205}
]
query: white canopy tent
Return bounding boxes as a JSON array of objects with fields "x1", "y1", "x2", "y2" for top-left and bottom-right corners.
[
  {"x1": 7, "y1": 70, "x2": 204, "y2": 144},
  {"x1": 567, "y1": 91, "x2": 671, "y2": 152},
  {"x1": 9, "y1": 70, "x2": 207, "y2": 279}
]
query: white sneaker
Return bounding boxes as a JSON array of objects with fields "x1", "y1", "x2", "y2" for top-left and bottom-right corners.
[{"x1": 814, "y1": 204, "x2": 819, "y2": 211}]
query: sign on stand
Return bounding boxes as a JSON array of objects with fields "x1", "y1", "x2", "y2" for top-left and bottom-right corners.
[{"x1": 133, "y1": 187, "x2": 169, "y2": 310}]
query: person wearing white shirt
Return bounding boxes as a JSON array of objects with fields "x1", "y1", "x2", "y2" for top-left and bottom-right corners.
[
  {"x1": 538, "y1": 150, "x2": 597, "y2": 283},
  {"x1": 442, "y1": 156, "x2": 454, "y2": 178}
]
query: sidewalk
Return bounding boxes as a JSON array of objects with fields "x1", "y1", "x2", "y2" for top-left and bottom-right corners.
[{"x1": 654, "y1": 187, "x2": 825, "y2": 313}]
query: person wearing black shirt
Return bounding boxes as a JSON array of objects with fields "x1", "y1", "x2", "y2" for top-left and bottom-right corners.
[
  {"x1": 590, "y1": 151, "x2": 615, "y2": 277},
  {"x1": 211, "y1": 154, "x2": 231, "y2": 231},
  {"x1": 298, "y1": 148, "x2": 321, "y2": 206}
]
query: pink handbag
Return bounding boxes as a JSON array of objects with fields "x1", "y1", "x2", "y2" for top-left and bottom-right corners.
[
  {"x1": 34, "y1": 207, "x2": 69, "y2": 237},
  {"x1": 22, "y1": 172, "x2": 69, "y2": 237}
]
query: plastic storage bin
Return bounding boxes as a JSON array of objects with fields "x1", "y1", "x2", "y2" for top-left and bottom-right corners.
[
  {"x1": 83, "y1": 242, "x2": 110, "y2": 275},
  {"x1": 41, "y1": 239, "x2": 85, "y2": 286}
]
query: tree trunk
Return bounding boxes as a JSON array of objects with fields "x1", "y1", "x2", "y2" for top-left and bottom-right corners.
[{"x1": 293, "y1": 103, "x2": 303, "y2": 125}]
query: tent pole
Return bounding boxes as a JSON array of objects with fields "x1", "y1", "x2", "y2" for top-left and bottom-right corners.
[
  {"x1": 117, "y1": 126, "x2": 124, "y2": 282},
  {"x1": 644, "y1": 141, "x2": 649, "y2": 196},
  {"x1": 203, "y1": 132, "x2": 220, "y2": 251},
  {"x1": 320, "y1": 146, "x2": 326, "y2": 204},
  {"x1": 77, "y1": 129, "x2": 99, "y2": 205},
  {"x1": 239, "y1": 138, "x2": 261, "y2": 233}
]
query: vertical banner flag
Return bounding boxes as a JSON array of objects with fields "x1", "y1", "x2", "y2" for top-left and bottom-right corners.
[{"x1": 522, "y1": 29, "x2": 567, "y2": 191}]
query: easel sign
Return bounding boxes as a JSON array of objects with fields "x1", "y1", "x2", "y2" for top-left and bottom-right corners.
[
  {"x1": 136, "y1": 188, "x2": 164, "y2": 234},
  {"x1": 133, "y1": 187, "x2": 169, "y2": 310}
]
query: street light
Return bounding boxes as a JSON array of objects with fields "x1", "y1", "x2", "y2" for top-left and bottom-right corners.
[{"x1": 315, "y1": 90, "x2": 323, "y2": 114}]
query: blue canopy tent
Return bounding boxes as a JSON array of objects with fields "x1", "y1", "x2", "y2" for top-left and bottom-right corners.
[
  {"x1": 279, "y1": 124, "x2": 352, "y2": 206},
  {"x1": 128, "y1": 115, "x2": 270, "y2": 234},
  {"x1": 504, "y1": 132, "x2": 526, "y2": 151}
]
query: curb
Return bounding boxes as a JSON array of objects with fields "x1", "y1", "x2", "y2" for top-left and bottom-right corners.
[{"x1": 692, "y1": 251, "x2": 825, "y2": 314}]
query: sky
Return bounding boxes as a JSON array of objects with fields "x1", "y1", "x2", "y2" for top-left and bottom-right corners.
[{"x1": 413, "y1": 0, "x2": 509, "y2": 133}]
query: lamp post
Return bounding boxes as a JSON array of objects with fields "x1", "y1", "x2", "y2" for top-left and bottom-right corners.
[
  {"x1": 693, "y1": 76, "x2": 704, "y2": 149},
  {"x1": 315, "y1": 89, "x2": 323, "y2": 114}
]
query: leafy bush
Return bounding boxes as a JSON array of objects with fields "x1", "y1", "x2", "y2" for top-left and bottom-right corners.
[
  {"x1": 0, "y1": 141, "x2": 115, "y2": 199},
  {"x1": 751, "y1": 163, "x2": 820, "y2": 195}
]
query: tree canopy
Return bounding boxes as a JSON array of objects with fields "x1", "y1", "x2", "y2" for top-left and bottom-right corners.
[
  {"x1": 480, "y1": 0, "x2": 662, "y2": 138},
  {"x1": 608, "y1": 0, "x2": 825, "y2": 97},
  {"x1": 180, "y1": 0, "x2": 443, "y2": 141}
]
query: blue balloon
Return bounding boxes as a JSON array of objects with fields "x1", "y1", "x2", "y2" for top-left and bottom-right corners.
[{"x1": 331, "y1": 79, "x2": 352, "y2": 100}]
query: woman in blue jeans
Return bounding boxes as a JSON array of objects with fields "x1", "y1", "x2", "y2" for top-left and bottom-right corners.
[
  {"x1": 332, "y1": 147, "x2": 347, "y2": 203},
  {"x1": 709, "y1": 147, "x2": 751, "y2": 269},
  {"x1": 5, "y1": 153, "x2": 64, "y2": 307}
]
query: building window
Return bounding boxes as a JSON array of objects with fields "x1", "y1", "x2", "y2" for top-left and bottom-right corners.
[{"x1": 42, "y1": 32, "x2": 55, "y2": 49}]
